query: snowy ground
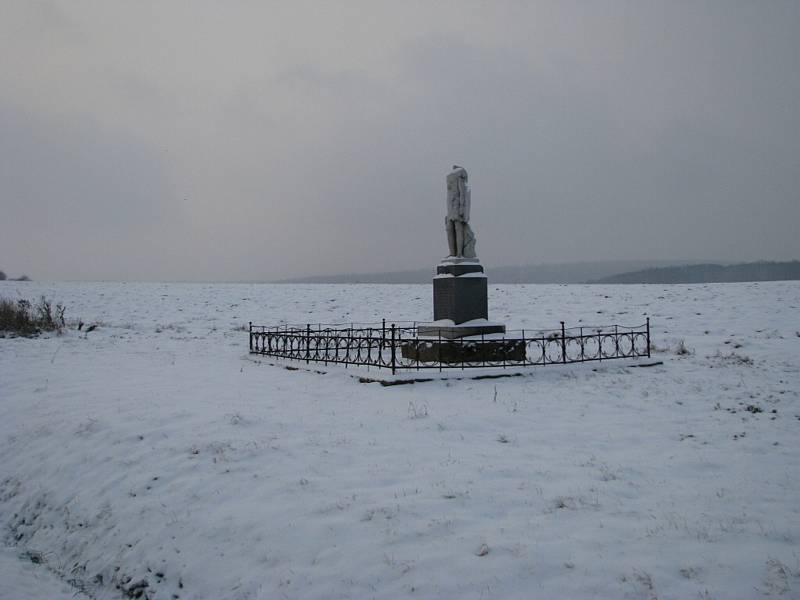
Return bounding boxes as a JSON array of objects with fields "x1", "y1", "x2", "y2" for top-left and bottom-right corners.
[
  {"x1": 1, "y1": 281, "x2": 799, "y2": 600},
  {"x1": 0, "y1": 547, "x2": 76, "y2": 599}
]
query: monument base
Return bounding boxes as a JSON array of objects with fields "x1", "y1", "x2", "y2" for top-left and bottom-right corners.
[
  {"x1": 417, "y1": 320, "x2": 506, "y2": 339},
  {"x1": 424, "y1": 256, "x2": 507, "y2": 339},
  {"x1": 433, "y1": 259, "x2": 489, "y2": 325},
  {"x1": 401, "y1": 337, "x2": 525, "y2": 364}
]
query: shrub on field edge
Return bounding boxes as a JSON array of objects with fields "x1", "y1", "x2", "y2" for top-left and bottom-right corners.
[{"x1": 0, "y1": 296, "x2": 66, "y2": 336}]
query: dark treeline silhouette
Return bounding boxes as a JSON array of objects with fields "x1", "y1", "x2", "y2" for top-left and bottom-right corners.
[
  {"x1": 590, "y1": 261, "x2": 800, "y2": 284},
  {"x1": 278, "y1": 260, "x2": 709, "y2": 284},
  {"x1": 0, "y1": 271, "x2": 30, "y2": 281}
]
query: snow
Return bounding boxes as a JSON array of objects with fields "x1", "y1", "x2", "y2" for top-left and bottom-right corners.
[
  {"x1": 432, "y1": 272, "x2": 486, "y2": 279},
  {"x1": 1, "y1": 281, "x2": 799, "y2": 599},
  {"x1": 439, "y1": 258, "x2": 480, "y2": 265},
  {"x1": 419, "y1": 318, "x2": 500, "y2": 327},
  {"x1": 0, "y1": 547, "x2": 79, "y2": 599}
]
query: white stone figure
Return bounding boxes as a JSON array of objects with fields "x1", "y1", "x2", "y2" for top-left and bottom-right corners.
[{"x1": 445, "y1": 165, "x2": 477, "y2": 258}]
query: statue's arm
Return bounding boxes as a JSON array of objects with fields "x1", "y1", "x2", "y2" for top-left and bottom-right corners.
[
  {"x1": 457, "y1": 177, "x2": 466, "y2": 219},
  {"x1": 458, "y1": 177, "x2": 470, "y2": 221}
]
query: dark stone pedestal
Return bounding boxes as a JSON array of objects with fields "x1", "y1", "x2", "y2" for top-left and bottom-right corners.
[
  {"x1": 416, "y1": 323, "x2": 507, "y2": 339},
  {"x1": 401, "y1": 338, "x2": 525, "y2": 364},
  {"x1": 417, "y1": 258, "x2": 506, "y2": 340},
  {"x1": 433, "y1": 261, "x2": 487, "y2": 323}
]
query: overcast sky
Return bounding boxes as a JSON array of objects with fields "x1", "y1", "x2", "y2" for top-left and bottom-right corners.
[{"x1": 1, "y1": 1, "x2": 798, "y2": 281}]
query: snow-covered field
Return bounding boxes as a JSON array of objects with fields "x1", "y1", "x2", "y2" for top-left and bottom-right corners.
[{"x1": 1, "y1": 281, "x2": 799, "y2": 600}]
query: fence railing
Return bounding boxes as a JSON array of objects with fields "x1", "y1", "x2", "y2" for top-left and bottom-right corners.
[{"x1": 249, "y1": 319, "x2": 651, "y2": 374}]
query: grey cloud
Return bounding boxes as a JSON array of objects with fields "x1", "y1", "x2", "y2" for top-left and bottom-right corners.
[
  {"x1": 0, "y1": 1, "x2": 798, "y2": 281},
  {"x1": 0, "y1": 102, "x2": 182, "y2": 279},
  {"x1": 0, "y1": 104, "x2": 172, "y2": 228}
]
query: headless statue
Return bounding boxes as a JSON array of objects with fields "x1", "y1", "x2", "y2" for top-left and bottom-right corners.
[{"x1": 445, "y1": 165, "x2": 477, "y2": 258}]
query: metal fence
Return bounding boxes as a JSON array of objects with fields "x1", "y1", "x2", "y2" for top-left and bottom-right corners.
[{"x1": 249, "y1": 319, "x2": 651, "y2": 374}]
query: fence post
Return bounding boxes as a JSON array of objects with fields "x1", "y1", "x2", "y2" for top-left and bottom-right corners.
[
  {"x1": 390, "y1": 324, "x2": 396, "y2": 375},
  {"x1": 380, "y1": 321, "x2": 386, "y2": 355},
  {"x1": 249, "y1": 321, "x2": 253, "y2": 353},
  {"x1": 438, "y1": 328, "x2": 442, "y2": 373},
  {"x1": 306, "y1": 324, "x2": 311, "y2": 364},
  {"x1": 646, "y1": 317, "x2": 651, "y2": 358},
  {"x1": 598, "y1": 330, "x2": 603, "y2": 362},
  {"x1": 561, "y1": 321, "x2": 567, "y2": 364}
]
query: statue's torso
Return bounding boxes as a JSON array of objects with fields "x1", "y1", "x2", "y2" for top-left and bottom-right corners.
[{"x1": 446, "y1": 169, "x2": 469, "y2": 221}]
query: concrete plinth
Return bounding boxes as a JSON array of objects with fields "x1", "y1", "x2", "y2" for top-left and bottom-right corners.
[
  {"x1": 433, "y1": 262, "x2": 487, "y2": 324},
  {"x1": 401, "y1": 338, "x2": 525, "y2": 364},
  {"x1": 421, "y1": 258, "x2": 506, "y2": 340},
  {"x1": 417, "y1": 323, "x2": 506, "y2": 339}
]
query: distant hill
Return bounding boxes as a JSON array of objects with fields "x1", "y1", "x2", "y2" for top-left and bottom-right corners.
[
  {"x1": 590, "y1": 261, "x2": 800, "y2": 284},
  {"x1": 277, "y1": 260, "x2": 712, "y2": 284}
]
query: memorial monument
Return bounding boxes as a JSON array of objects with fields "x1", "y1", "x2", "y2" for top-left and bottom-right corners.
[
  {"x1": 250, "y1": 163, "x2": 651, "y2": 369},
  {"x1": 417, "y1": 166, "x2": 506, "y2": 339}
]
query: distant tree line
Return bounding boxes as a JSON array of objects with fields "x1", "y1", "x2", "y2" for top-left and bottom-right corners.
[
  {"x1": 278, "y1": 260, "x2": 709, "y2": 284},
  {"x1": 0, "y1": 270, "x2": 30, "y2": 281},
  {"x1": 591, "y1": 261, "x2": 800, "y2": 284}
]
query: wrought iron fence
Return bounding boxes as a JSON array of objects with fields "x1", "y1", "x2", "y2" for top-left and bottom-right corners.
[{"x1": 249, "y1": 319, "x2": 651, "y2": 374}]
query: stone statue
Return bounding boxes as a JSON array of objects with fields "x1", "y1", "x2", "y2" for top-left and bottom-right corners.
[{"x1": 445, "y1": 165, "x2": 477, "y2": 258}]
